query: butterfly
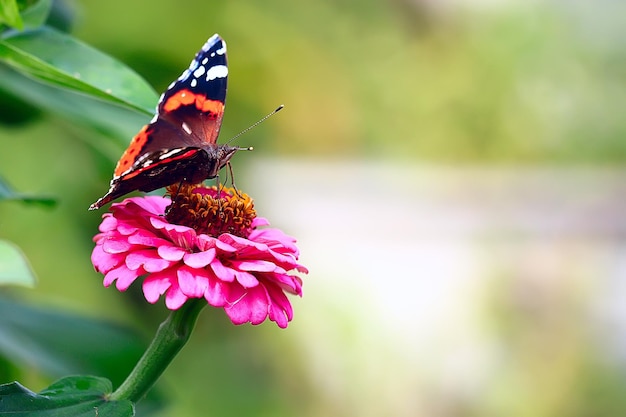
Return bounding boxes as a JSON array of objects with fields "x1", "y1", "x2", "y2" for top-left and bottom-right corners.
[{"x1": 89, "y1": 34, "x2": 238, "y2": 210}]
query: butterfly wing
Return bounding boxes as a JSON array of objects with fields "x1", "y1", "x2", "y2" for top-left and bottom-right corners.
[
  {"x1": 89, "y1": 34, "x2": 229, "y2": 210},
  {"x1": 156, "y1": 33, "x2": 228, "y2": 148}
]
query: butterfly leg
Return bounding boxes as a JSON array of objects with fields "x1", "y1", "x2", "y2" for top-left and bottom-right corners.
[
  {"x1": 226, "y1": 162, "x2": 243, "y2": 197},
  {"x1": 164, "y1": 178, "x2": 186, "y2": 217},
  {"x1": 212, "y1": 174, "x2": 227, "y2": 220},
  {"x1": 214, "y1": 172, "x2": 222, "y2": 200},
  {"x1": 176, "y1": 179, "x2": 184, "y2": 198}
]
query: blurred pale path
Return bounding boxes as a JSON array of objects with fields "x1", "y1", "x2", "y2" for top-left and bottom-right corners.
[{"x1": 246, "y1": 158, "x2": 626, "y2": 416}]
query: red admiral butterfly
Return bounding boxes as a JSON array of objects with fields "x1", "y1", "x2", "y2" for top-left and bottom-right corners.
[{"x1": 89, "y1": 34, "x2": 237, "y2": 210}]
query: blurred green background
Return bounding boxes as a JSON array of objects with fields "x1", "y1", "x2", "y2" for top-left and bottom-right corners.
[{"x1": 2, "y1": 0, "x2": 626, "y2": 416}]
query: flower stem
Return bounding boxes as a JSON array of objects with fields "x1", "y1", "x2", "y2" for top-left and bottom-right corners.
[{"x1": 109, "y1": 299, "x2": 207, "y2": 403}]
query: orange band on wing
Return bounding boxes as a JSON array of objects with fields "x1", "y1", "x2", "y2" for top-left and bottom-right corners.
[
  {"x1": 114, "y1": 125, "x2": 150, "y2": 177},
  {"x1": 194, "y1": 94, "x2": 225, "y2": 114},
  {"x1": 162, "y1": 89, "x2": 224, "y2": 115}
]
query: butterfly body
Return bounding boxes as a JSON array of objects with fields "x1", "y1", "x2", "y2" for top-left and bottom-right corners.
[{"x1": 90, "y1": 34, "x2": 234, "y2": 210}]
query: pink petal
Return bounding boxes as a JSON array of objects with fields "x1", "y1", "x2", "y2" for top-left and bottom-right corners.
[
  {"x1": 142, "y1": 269, "x2": 176, "y2": 303},
  {"x1": 165, "y1": 284, "x2": 188, "y2": 310},
  {"x1": 183, "y1": 248, "x2": 216, "y2": 268},
  {"x1": 93, "y1": 233, "x2": 106, "y2": 245},
  {"x1": 266, "y1": 285, "x2": 293, "y2": 328},
  {"x1": 204, "y1": 276, "x2": 229, "y2": 307},
  {"x1": 151, "y1": 217, "x2": 196, "y2": 249},
  {"x1": 149, "y1": 216, "x2": 176, "y2": 231},
  {"x1": 233, "y1": 270, "x2": 259, "y2": 288},
  {"x1": 269, "y1": 273, "x2": 303, "y2": 295},
  {"x1": 91, "y1": 244, "x2": 124, "y2": 274},
  {"x1": 220, "y1": 234, "x2": 267, "y2": 252},
  {"x1": 196, "y1": 235, "x2": 217, "y2": 251},
  {"x1": 126, "y1": 249, "x2": 172, "y2": 272},
  {"x1": 224, "y1": 285, "x2": 270, "y2": 326},
  {"x1": 250, "y1": 217, "x2": 270, "y2": 228},
  {"x1": 129, "y1": 229, "x2": 172, "y2": 247},
  {"x1": 150, "y1": 216, "x2": 191, "y2": 233},
  {"x1": 98, "y1": 215, "x2": 118, "y2": 232},
  {"x1": 117, "y1": 223, "x2": 139, "y2": 236},
  {"x1": 177, "y1": 266, "x2": 208, "y2": 298},
  {"x1": 158, "y1": 245, "x2": 187, "y2": 261},
  {"x1": 232, "y1": 260, "x2": 276, "y2": 272},
  {"x1": 102, "y1": 237, "x2": 132, "y2": 254},
  {"x1": 214, "y1": 239, "x2": 236, "y2": 253},
  {"x1": 122, "y1": 196, "x2": 170, "y2": 215},
  {"x1": 265, "y1": 248, "x2": 300, "y2": 266},
  {"x1": 210, "y1": 259, "x2": 235, "y2": 282},
  {"x1": 223, "y1": 288, "x2": 253, "y2": 325},
  {"x1": 251, "y1": 232, "x2": 299, "y2": 256},
  {"x1": 103, "y1": 264, "x2": 143, "y2": 291}
]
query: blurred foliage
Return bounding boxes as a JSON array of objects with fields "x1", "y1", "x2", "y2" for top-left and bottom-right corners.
[
  {"x1": 0, "y1": 239, "x2": 36, "y2": 287},
  {"x1": 69, "y1": 0, "x2": 626, "y2": 163},
  {"x1": 0, "y1": 0, "x2": 625, "y2": 416}
]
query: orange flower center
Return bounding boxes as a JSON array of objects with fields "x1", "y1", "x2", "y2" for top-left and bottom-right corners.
[{"x1": 165, "y1": 184, "x2": 257, "y2": 238}]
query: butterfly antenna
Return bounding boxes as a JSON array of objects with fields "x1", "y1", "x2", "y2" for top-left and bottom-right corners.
[{"x1": 227, "y1": 104, "x2": 284, "y2": 147}]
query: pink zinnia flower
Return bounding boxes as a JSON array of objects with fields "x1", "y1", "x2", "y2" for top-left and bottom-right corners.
[{"x1": 91, "y1": 185, "x2": 307, "y2": 328}]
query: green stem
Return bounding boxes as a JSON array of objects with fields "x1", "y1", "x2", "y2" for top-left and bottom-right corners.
[{"x1": 109, "y1": 299, "x2": 206, "y2": 403}]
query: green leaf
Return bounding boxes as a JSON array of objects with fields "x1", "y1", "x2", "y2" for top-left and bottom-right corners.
[
  {"x1": 0, "y1": 376, "x2": 134, "y2": 416},
  {"x1": 0, "y1": 297, "x2": 147, "y2": 387},
  {"x1": 0, "y1": 79, "x2": 42, "y2": 125},
  {"x1": 0, "y1": 65, "x2": 149, "y2": 151},
  {"x1": 20, "y1": 0, "x2": 52, "y2": 29},
  {"x1": 0, "y1": 240, "x2": 36, "y2": 287},
  {"x1": 0, "y1": 175, "x2": 56, "y2": 206},
  {"x1": 0, "y1": 26, "x2": 157, "y2": 115},
  {"x1": 0, "y1": 0, "x2": 23, "y2": 30}
]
